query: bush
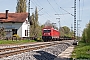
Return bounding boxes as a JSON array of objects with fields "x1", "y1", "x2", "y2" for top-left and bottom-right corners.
[{"x1": 13, "y1": 34, "x2": 20, "y2": 38}]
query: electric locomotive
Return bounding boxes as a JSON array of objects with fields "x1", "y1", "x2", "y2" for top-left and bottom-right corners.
[{"x1": 42, "y1": 26, "x2": 60, "y2": 41}]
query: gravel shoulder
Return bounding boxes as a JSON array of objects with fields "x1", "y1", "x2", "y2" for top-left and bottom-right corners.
[{"x1": 0, "y1": 40, "x2": 74, "y2": 60}]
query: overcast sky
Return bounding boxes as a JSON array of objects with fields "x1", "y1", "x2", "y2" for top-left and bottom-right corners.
[{"x1": 0, "y1": 0, "x2": 89, "y2": 36}]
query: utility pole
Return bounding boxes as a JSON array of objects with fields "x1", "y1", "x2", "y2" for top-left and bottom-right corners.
[
  {"x1": 77, "y1": 23, "x2": 78, "y2": 40},
  {"x1": 52, "y1": 23, "x2": 56, "y2": 29},
  {"x1": 28, "y1": 0, "x2": 30, "y2": 24},
  {"x1": 56, "y1": 18, "x2": 60, "y2": 31},
  {"x1": 28, "y1": 0, "x2": 30, "y2": 38},
  {"x1": 74, "y1": 0, "x2": 76, "y2": 40},
  {"x1": 77, "y1": 0, "x2": 81, "y2": 40},
  {"x1": 71, "y1": 24, "x2": 73, "y2": 31}
]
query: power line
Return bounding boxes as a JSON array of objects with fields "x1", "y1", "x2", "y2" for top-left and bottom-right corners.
[
  {"x1": 31, "y1": 0, "x2": 54, "y2": 20},
  {"x1": 53, "y1": 0, "x2": 69, "y2": 27},
  {"x1": 53, "y1": 0, "x2": 61, "y2": 13},
  {"x1": 53, "y1": 0, "x2": 74, "y2": 17},
  {"x1": 31, "y1": 0, "x2": 51, "y2": 20},
  {"x1": 31, "y1": 0, "x2": 41, "y2": 8},
  {"x1": 60, "y1": 7, "x2": 74, "y2": 16},
  {"x1": 47, "y1": 0, "x2": 58, "y2": 14},
  {"x1": 53, "y1": 0, "x2": 64, "y2": 17}
]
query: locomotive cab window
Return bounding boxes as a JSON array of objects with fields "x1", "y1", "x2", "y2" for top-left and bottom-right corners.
[{"x1": 43, "y1": 30, "x2": 51, "y2": 33}]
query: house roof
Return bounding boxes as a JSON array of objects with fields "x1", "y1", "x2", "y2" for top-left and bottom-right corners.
[{"x1": 0, "y1": 13, "x2": 28, "y2": 23}]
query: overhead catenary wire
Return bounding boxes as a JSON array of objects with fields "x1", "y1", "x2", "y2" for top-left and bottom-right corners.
[
  {"x1": 53, "y1": 0, "x2": 70, "y2": 27},
  {"x1": 31, "y1": 0, "x2": 54, "y2": 20},
  {"x1": 47, "y1": 0, "x2": 58, "y2": 14},
  {"x1": 60, "y1": 7, "x2": 74, "y2": 16},
  {"x1": 53, "y1": 0, "x2": 65, "y2": 15},
  {"x1": 47, "y1": 0, "x2": 64, "y2": 29},
  {"x1": 53, "y1": 0, "x2": 74, "y2": 16},
  {"x1": 54, "y1": 0, "x2": 71, "y2": 15},
  {"x1": 30, "y1": 0, "x2": 48, "y2": 20},
  {"x1": 31, "y1": 0, "x2": 52, "y2": 20},
  {"x1": 36, "y1": 0, "x2": 63, "y2": 28},
  {"x1": 53, "y1": 0, "x2": 74, "y2": 28},
  {"x1": 31, "y1": 0, "x2": 74, "y2": 28}
]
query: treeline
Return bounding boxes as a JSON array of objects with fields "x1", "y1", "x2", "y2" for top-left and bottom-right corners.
[
  {"x1": 30, "y1": 14, "x2": 73, "y2": 38},
  {"x1": 29, "y1": 8, "x2": 73, "y2": 38},
  {"x1": 82, "y1": 22, "x2": 90, "y2": 43},
  {"x1": 30, "y1": 7, "x2": 42, "y2": 38},
  {"x1": 0, "y1": 0, "x2": 74, "y2": 39}
]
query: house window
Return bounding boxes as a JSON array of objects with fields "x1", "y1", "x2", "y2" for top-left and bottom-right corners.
[
  {"x1": 25, "y1": 30, "x2": 28, "y2": 36},
  {"x1": 1, "y1": 22, "x2": 3, "y2": 24},
  {"x1": 12, "y1": 29, "x2": 17, "y2": 35}
]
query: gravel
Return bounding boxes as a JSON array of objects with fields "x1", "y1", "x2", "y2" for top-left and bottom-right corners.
[{"x1": 0, "y1": 41, "x2": 73, "y2": 60}]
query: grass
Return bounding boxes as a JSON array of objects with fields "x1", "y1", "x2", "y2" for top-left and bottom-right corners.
[
  {"x1": 0, "y1": 40, "x2": 38, "y2": 45},
  {"x1": 71, "y1": 41, "x2": 90, "y2": 59}
]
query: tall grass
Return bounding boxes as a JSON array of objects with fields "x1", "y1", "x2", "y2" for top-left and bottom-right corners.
[{"x1": 72, "y1": 41, "x2": 90, "y2": 59}]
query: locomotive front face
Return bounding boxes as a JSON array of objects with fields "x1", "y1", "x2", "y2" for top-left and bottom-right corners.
[
  {"x1": 42, "y1": 29, "x2": 52, "y2": 41},
  {"x1": 43, "y1": 29, "x2": 51, "y2": 36}
]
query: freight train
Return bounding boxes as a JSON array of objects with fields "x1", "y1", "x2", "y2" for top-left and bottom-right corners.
[{"x1": 42, "y1": 26, "x2": 73, "y2": 42}]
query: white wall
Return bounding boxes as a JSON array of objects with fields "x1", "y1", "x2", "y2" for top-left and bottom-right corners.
[{"x1": 22, "y1": 20, "x2": 30, "y2": 37}]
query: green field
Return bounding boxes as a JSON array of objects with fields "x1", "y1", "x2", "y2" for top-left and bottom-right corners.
[
  {"x1": 72, "y1": 41, "x2": 90, "y2": 59},
  {"x1": 0, "y1": 40, "x2": 38, "y2": 45}
]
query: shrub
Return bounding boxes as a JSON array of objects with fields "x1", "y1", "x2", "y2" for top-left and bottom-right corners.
[{"x1": 13, "y1": 34, "x2": 20, "y2": 38}]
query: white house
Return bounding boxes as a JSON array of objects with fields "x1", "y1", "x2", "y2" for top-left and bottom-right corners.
[{"x1": 0, "y1": 12, "x2": 31, "y2": 37}]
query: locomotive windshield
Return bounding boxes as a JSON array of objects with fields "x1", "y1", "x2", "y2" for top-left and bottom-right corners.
[{"x1": 43, "y1": 30, "x2": 51, "y2": 33}]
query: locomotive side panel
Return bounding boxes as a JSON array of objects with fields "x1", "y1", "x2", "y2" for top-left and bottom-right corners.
[{"x1": 52, "y1": 29, "x2": 60, "y2": 40}]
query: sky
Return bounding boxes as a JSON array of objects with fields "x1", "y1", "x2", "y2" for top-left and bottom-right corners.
[{"x1": 0, "y1": 0, "x2": 90, "y2": 36}]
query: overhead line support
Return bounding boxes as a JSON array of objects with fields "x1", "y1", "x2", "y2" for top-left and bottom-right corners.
[
  {"x1": 28, "y1": 0, "x2": 30, "y2": 38},
  {"x1": 74, "y1": 0, "x2": 76, "y2": 40}
]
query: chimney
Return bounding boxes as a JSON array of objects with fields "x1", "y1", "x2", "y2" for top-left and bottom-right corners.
[{"x1": 6, "y1": 10, "x2": 9, "y2": 19}]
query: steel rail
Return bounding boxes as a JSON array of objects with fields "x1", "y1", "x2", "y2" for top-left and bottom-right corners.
[{"x1": 0, "y1": 40, "x2": 72, "y2": 58}]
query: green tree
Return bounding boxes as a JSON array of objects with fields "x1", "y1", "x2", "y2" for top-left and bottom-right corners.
[
  {"x1": 30, "y1": 7, "x2": 40, "y2": 37},
  {"x1": 34, "y1": 7, "x2": 39, "y2": 37},
  {"x1": 82, "y1": 28, "x2": 87, "y2": 43},
  {"x1": 30, "y1": 13, "x2": 35, "y2": 37},
  {"x1": 16, "y1": 0, "x2": 27, "y2": 13},
  {"x1": 63, "y1": 26, "x2": 70, "y2": 35},
  {"x1": 60, "y1": 27, "x2": 64, "y2": 36},
  {"x1": 82, "y1": 21, "x2": 90, "y2": 43},
  {"x1": 60, "y1": 26, "x2": 71, "y2": 37},
  {"x1": 0, "y1": 27, "x2": 5, "y2": 38},
  {"x1": 86, "y1": 22, "x2": 90, "y2": 43},
  {"x1": 35, "y1": 7, "x2": 38, "y2": 23}
]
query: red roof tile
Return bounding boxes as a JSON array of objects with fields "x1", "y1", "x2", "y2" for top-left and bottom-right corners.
[{"x1": 0, "y1": 13, "x2": 28, "y2": 23}]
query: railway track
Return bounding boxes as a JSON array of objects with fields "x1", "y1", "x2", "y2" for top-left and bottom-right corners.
[{"x1": 0, "y1": 40, "x2": 73, "y2": 58}]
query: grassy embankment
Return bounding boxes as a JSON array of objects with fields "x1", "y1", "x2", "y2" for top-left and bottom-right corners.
[
  {"x1": 0, "y1": 40, "x2": 41, "y2": 45},
  {"x1": 72, "y1": 41, "x2": 90, "y2": 59}
]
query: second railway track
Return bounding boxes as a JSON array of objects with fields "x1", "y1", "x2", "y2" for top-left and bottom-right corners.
[{"x1": 0, "y1": 40, "x2": 73, "y2": 58}]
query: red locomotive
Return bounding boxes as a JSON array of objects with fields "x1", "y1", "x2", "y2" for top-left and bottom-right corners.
[{"x1": 42, "y1": 26, "x2": 60, "y2": 41}]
